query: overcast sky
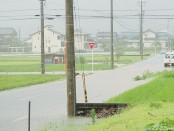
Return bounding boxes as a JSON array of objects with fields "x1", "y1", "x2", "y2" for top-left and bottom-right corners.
[{"x1": 0, "y1": 0, "x2": 174, "y2": 38}]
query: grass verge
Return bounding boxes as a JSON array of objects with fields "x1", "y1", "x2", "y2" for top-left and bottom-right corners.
[
  {"x1": 84, "y1": 70, "x2": 174, "y2": 131},
  {"x1": 0, "y1": 74, "x2": 66, "y2": 91}
]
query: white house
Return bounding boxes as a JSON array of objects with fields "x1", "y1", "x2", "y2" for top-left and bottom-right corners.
[
  {"x1": 143, "y1": 30, "x2": 157, "y2": 47},
  {"x1": 31, "y1": 26, "x2": 65, "y2": 53},
  {"x1": 74, "y1": 30, "x2": 90, "y2": 51}
]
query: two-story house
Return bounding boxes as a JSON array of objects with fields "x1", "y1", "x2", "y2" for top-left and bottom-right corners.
[
  {"x1": 74, "y1": 30, "x2": 90, "y2": 51},
  {"x1": 31, "y1": 26, "x2": 65, "y2": 53},
  {"x1": 143, "y1": 30, "x2": 157, "y2": 47}
]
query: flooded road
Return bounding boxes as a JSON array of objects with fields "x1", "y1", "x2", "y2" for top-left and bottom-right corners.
[{"x1": 0, "y1": 55, "x2": 167, "y2": 131}]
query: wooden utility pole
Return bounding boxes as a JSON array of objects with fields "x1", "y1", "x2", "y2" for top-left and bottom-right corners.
[
  {"x1": 40, "y1": 0, "x2": 45, "y2": 74},
  {"x1": 110, "y1": 0, "x2": 114, "y2": 69},
  {"x1": 65, "y1": 0, "x2": 76, "y2": 116},
  {"x1": 140, "y1": 1, "x2": 144, "y2": 60}
]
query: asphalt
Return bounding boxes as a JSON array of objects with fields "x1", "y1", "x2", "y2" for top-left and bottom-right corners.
[{"x1": 0, "y1": 54, "x2": 168, "y2": 131}]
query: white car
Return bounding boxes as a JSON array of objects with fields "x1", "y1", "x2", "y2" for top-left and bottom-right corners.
[{"x1": 164, "y1": 52, "x2": 174, "y2": 67}]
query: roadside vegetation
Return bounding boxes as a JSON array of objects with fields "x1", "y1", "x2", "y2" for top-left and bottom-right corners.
[
  {"x1": 38, "y1": 70, "x2": 174, "y2": 131},
  {"x1": 134, "y1": 69, "x2": 155, "y2": 81},
  {"x1": 0, "y1": 74, "x2": 66, "y2": 91},
  {"x1": 84, "y1": 70, "x2": 174, "y2": 131}
]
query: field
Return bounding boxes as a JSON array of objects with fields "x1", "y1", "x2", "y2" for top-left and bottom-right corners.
[{"x1": 0, "y1": 54, "x2": 150, "y2": 72}]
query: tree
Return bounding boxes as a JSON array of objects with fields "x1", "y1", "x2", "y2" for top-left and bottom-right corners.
[{"x1": 4, "y1": 36, "x2": 21, "y2": 47}]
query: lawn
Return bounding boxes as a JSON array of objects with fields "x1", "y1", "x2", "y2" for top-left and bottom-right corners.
[{"x1": 0, "y1": 74, "x2": 66, "y2": 91}]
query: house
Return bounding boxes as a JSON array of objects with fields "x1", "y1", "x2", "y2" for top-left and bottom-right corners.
[
  {"x1": 31, "y1": 26, "x2": 65, "y2": 53},
  {"x1": 119, "y1": 32, "x2": 139, "y2": 39},
  {"x1": 74, "y1": 30, "x2": 91, "y2": 51},
  {"x1": 96, "y1": 32, "x2": 118, "y2": 50},
  {"x1": 143, "y1": 30, "x2": 157, "y2": 47}
]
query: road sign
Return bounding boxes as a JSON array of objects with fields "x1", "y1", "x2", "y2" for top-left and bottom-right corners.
[{"x1": 88, "y1": 42, "x2": 95, "y2": 49}]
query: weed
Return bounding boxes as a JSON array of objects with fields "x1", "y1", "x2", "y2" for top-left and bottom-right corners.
[
  {"x1": 134, "y1": 69, "x2": 154, "y2": 81},
  {"x1": 150, "y1": 103, "x2": 162, "y2": 109},
  {"x1": 144, "y1": 118, "x2": 174, "y2": 131},
  {"x1": 90, "y1": 109, "x2": 96, "y2": 125}
]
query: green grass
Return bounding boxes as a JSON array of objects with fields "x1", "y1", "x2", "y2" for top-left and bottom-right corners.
[
  {"x1": 84, "y1": 70, "x2": 174, "y2": 131},
  {"x1": 84, "y1": 103, "x2": 174, "y2": 131},
  {"x1": 0, "y1": 55, "x2": 151, "y2": 72},
  {"x1": 0, "y1": 74, "x2": 66, "y2": 91},
  {"x1": 107, "y1": 70, "x2": 174, "y2": 104}
]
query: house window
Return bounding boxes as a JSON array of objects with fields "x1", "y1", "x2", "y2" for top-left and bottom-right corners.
[
  {"x1": 57, "y1": 36, "x2": 60, "y2": 40},
  {"x1": 61, "y1": 41, "x2": 64, "y2": 47}
]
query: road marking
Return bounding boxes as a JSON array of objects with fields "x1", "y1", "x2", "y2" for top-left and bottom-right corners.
[{"x1": 14, "y1": 116, "x2": 27, "y2": 122}]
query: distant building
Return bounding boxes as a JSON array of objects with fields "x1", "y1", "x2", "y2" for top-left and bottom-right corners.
[
  {"x1": 74, "y1": 30, "x2": 91, "y2": 51},
  {"x1": 31, "y1": 26, "x2": 65, "y2": 53},
  {"x1": 96, "y1": 32, "x2": 118, "y2": 50},
  {"x1": 119, "y1": 32, "x2": 139, "y2": 39},
  {"x1": 143, "y1": 29, "x2": 157, "y2": 47}
]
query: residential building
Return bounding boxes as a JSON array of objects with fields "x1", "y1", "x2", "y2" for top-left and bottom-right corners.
[
  {"x1": 96, "y1": 32, "x2": 118, "y2": 50},
  {"x1": 31, "y1": 26, "x2": 65, "y2": 53},
  {"x1": 74, "y1": 30, "x2": 91, "y2": 51},
  {"x1": 143, "y1": 29, "x2": 157, "y2": 47}
]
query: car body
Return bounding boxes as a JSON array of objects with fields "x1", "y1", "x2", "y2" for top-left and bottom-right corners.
[
  {"x1": 164, "y1": 52, "x2": 174, "y2": 67},
  {"x1": 160, "y1": 49, "x2": 166, "y2": 54}
]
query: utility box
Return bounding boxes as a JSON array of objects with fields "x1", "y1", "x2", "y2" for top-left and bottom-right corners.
[{"x1": 45, "y1": 54, "x2": 64, "y2": 64}]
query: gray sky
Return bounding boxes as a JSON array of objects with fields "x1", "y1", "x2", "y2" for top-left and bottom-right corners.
[{"x1": 0, "y1": 0, "x2": 174, "y2": 38}]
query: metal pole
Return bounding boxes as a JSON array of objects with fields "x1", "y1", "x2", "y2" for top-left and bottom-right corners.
[
  {"x1": 110, "y1": 0, "x2": 114, "y2": 69},
  {"x1": 140, "y1": 1, "x2": 143, "y2": 60},
  {"x1": 40, "y1": 0, "x2": 45, "y2": 74},
  {"x1": 65, "y1": 0, "x2": 76, "y2": 117},
  {"x1": 28, "y1": 101, "x2": 31, "y2": 131},
  {"x1": 92, "y1": 48, "x2": 94, "y2": 72}
]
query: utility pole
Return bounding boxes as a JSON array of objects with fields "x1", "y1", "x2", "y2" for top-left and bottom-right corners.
[
  {"x1": 40, "y1": 0, "x2": 45, "y2": 74},
  {"x1": 110, "y1": 0, "x2": 114, "y2": 69},
  {"x1": 139, "y1": 1, "x2": 144, "y2": 60},
  {"x1": 65, "y1": 0, "x2": 76, "y2": 116}
]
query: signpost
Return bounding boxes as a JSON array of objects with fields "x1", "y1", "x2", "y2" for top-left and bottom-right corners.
[{"x1": 88, "y1": 42, "x2": 95, "y2": 72}]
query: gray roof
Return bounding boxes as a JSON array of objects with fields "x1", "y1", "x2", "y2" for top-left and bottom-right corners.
[
  {"x1": 0, "y1": 28, "x2": 17, "y2": 36},
  {"x1": 97, "y1": 32, "x2": 118, "y2": 37}
]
